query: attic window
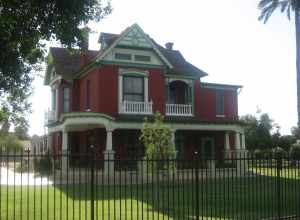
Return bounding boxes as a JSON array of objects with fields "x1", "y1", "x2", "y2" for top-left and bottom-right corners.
[
  {"x1": 115, "y1": 53, "x2": 132, "y2": 60},
  {"x1": 134, "y1": 55, "x2": 151, "y2": 62}
]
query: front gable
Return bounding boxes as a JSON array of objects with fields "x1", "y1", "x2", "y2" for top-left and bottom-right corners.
[
  {"x1": 117, "y1": 24, "x2": 152, "y2": 48},
  {"x1": 97, "y1": 23, "x2": 172, "y2": 68}
]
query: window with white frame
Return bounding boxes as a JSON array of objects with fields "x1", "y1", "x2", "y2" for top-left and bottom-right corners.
[
  {"x1": 62, "y1": 87, "x2": 70, "y2": 113},
  {"x1": 123, "y1": 76, "x2": 144, "y2": 102},
  {"x1": 119, "y1": 70, "x2": 149, "y2": 104},
  {"x1": 216, "y1": 90, "x2": 225, "y2": 116},
  {"x1": 51, "y1": 89, "x2": 57, "y2": 111}
]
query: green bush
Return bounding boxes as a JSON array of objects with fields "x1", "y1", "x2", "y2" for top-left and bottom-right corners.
[
  {"x1": 34, "y1": 154, "x2": 53, "y2": 176},
  {"x1": 272, "y1": 146, "x2": 286, "y2": 158},
  {"x1": 290, "y1": 144, "x2": 300, "y2": 160}
]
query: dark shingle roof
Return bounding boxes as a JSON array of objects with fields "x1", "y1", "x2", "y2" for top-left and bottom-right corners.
[
  {"x1": 49, "y1": 47, "x2": 98, "y2": 76},
  {"x1": 48, "y1": 32, "x2": 208, "y2": 80},
  {"x1": 154, "y1": 42, "x2": 207, "y2": 77}
]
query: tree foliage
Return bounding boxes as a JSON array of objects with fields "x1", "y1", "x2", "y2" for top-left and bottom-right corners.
[
  {"x1": 258, "y1": 0, "x2": 300, "y2": 125},
  {"x1": 0, "y1": 132, "x2": 23, "y2": 152},
  {"x1": 240, "y1": 113, "x2": 296, "y2": 151},
  {"x1": 0, "y1": 0, "x2": 112, "y2": 125},
  {"x1": 140, "y1": 112, "x2": 176, "y2": 160}
]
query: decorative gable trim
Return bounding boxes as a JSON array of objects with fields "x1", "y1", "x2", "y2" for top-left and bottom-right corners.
[{"x1": 96, "y1": 23, "x2": 173, "y2": 69}]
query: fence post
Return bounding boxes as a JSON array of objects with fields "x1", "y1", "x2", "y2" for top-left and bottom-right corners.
[
  {"x1": 194, "y1": 151, "x2": 200, "y2": 220},
  {"x1": 90, "y1": 144, "x2": 95, "y2": 220},
  {"x1": 276, "y1": 156, "x2": 282, "y2": 219}
]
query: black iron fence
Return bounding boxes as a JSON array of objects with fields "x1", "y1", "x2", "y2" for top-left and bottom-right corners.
[{"x1": 0, "y1": 149, "x2": 299, "y2": 220}]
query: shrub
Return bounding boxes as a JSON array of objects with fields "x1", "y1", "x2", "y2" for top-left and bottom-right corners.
[
  {"x1": 290, "y1": 144, "x2": 300, "y2": 160},
  {"x1": 254, "y1": 149, "x2": 263, "y2": 159},
  {"x1": 34, "y1": 154, "x2": 53, "y2": 176},
  {"x1": 272, "y1": 147, "x2": 286, "y2": 158}
]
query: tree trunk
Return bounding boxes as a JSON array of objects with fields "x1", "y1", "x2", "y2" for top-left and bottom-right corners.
[{"x1": 295, "y1": 8, "x2": 300, "y2": 125}]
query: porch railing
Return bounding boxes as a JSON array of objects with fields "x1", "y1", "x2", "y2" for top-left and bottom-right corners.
[
  {"x1": 166, "y1": 103, "x2": 193, "y2": 116},
  {"x1": 44, "y1": 109, "x2": 56, "y2": 123},
  {"x1": 119, "y1": 101, "x2": 153, "y2": 114}
]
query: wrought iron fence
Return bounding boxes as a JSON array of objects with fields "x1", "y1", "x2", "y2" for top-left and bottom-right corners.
[{"x1": 0, "y1": 148, "x2": 299, "y2": 220}]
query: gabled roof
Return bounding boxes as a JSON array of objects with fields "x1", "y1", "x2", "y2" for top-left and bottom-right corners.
[
  {"x1": 45, "y1": 23, "x2": 209, "y2": 83},
  {"x1": 44, "y1": 47, "x2": 98, "y2": 85}
]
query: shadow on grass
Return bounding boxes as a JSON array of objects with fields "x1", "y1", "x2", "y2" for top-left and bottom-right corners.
[{"x1": 54, "y1": 176, "x2": 300, "y2": 220}]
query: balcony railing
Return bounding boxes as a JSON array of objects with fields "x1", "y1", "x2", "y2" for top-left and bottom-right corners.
[
  {"x1": 45, "y1": 110, "x2": 56, "y2": 123},
  {"x1": 119, "y1": 101, "x2": 153, "y2": 114},
  {"x1": 166, "y1": 104, "x2": 193, "y2": 116}
]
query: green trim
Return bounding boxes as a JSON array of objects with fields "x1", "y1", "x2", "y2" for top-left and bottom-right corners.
[
  {"x1": 75, "y1": 60, "x2": 99, "y2": 78},
  {"x1": 116, "y1": 45, "x2": 154, "y2": 51},
  {"x1": 165, "y1": 74, "x2": 198, "y2": 80},
  {"x1": 62, "y1": 112, "x2": 115, "y2": 121},
  {"x1": 121, "y1": 72, "x2": 148, "y2": 77},
  {"x1": 98, "y1": 60, "x2": 166, "y2": 69}
]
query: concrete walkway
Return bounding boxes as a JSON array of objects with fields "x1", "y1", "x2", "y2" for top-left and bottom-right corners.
[{"x1": 0, "y1": 167, "x2": 52, "y2": 186}]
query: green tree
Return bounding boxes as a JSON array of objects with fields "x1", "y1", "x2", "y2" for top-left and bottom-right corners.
[
  {"x1": 0, "y1": 133, "x2": 23, "y2": 152},
  {"x1": 258, "y1": 0, "x2": 300, "y2": 125},
  {"x1": 140, "y1": 112, "x2": 176, "y2": 160},
  {"x1": 240, "y1": 113, "x2": 273, "y2": 150},
  {"x1": 0, "y1": 0, "x2": 112, "y2": 125}
]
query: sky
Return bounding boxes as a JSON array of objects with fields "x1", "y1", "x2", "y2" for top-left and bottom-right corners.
[{"x1": 28, "y1": 0, "x2": 297, "y2": 136}]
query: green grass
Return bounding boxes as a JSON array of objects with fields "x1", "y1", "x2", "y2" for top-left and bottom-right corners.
[{"x1": 0, "y1": 177, "x2": 299, "y2": 220}]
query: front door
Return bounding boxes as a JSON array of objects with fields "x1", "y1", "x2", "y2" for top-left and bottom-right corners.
[{"x1": 201, "y1": 137, "x2": 215, "y2": 168}]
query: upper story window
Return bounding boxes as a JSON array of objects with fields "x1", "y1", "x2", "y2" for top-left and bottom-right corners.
[
  {"x1": 216, "y1": 90, "x2": 225, "y2": 116},
  {"x1": 62, "y1": 87, "x2": 70, "y2": 113},
  {"x1": 51, "y1": 89, "x2": 57, "y2": 111},
  {"x1": 86, "y1": 80, "x2": 91, "y2": 110},
  {"x1": 123, "y1": 76, "x2": 144, "y2": 102},
  {"x1": 115, "y1": 53, "x2": 132, "y2": 60},
  {"x1": 134, "y1": 55, "x2": 151, "y2": 62}
]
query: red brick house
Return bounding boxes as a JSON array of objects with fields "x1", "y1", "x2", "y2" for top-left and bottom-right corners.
[{"x1": 44, "y1": 24, "x2": 246, "y2": 171}]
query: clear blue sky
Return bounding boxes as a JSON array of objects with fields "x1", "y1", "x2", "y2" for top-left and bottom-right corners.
[{"x1": 28, "y1": 0, "x2": 297, "y2": 136}]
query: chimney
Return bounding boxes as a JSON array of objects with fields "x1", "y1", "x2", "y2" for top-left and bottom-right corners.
[
  {"x1": 80, "y1": 26, "x2": 90, "y2": 51},
  {"x1": 165, "y1": 42, "x2": 174, "y2": 50}
]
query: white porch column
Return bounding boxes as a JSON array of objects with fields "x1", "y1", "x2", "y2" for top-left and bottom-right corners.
[
  {"x1": 235, "y1": 131, "x2": 248, "y2": 174},
  {"x1": 224, "y1": 132, "x2": 231, "y2": 159},
  {"x1": 235, "y1": 132, "x2": 241, "y2": 150},
  {"x1": 241, "y1": 133, "x2": 246, "y2": 150},
  {"x1": 104, "y1": 128, "x2": 115, "y2": 174},
  {"x1": 61, "y1": 130, "x2": 68, "y2": 173},
  {"x1": 171, "y1": 130, "x2": 177, "y2": 159}
]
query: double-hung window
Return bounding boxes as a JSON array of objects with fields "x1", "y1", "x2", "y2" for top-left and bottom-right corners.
[
  {"x1": 62, "y1": 87, "x2": 70, "y2": 113},
  {"x1": 123, "y1": 76, "x2": 144, "y2": 102},
  {"x1": 216, "y1": 90, "x2": 225, "y2": 116}
]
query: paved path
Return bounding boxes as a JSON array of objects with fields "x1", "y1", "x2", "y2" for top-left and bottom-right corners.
[{"x1": 0, "y1": 167, "x2": 52, "y2": 186}]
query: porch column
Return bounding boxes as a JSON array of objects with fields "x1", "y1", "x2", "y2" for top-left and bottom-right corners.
[
  {"x1": 234, "y1": 132, "x2": 241, "y2": 150},
  {"x1": 224, "y1": 132, "x2": 231, "y2": 159},
  {"x1": 235, "y1": 131, "x2": 247, "y2": 174},
  {"x1": 104, "y1": 128, "x2": 115, "y2": 174},
  {"x1": 171, "y1": 130, "x2": 177, "y2": 158},
  {"x1": 241, "y1": 133, "x2": 246, "y2": 150},
  {"x1": 61, "y1": 130, "x2": 68, "y2": 173}
]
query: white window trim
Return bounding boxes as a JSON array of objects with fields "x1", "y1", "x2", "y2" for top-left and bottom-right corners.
[{"x1": 118, "y1": 69, "x2": 150, "y2": 112}]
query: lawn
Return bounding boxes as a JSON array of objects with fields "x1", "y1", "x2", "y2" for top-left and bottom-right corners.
[{"x1": 1, "y1": 176, "x2": 299, "y2": 220}]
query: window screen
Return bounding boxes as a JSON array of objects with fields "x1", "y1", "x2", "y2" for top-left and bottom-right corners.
[
  {"x1": 216, "y1": 90, "x2": 224, "y2": 115},
  {"x1": 123, "y1": 76, "x2": 144, "y2": 102}
]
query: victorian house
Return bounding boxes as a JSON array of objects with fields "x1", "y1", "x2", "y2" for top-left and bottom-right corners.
[{"x1": 44, "y1": 24, "x2": 246, "y2": 171}]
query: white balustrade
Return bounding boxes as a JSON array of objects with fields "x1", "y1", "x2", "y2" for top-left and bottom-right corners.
[
  {"x1": 119, "y1": 101, "x2": 153, "y2": 114},
  {"x1": 45, "y1": 109, "x2": 56, "y2": 123},
  {"x1": 166, "y1": 104, "x2": 193, "y2": 116}
]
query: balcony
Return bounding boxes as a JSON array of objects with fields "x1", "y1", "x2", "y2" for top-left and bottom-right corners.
[
  {"x1": 166, "y1": 104, "x2": 193, "y2": 116},
  {"x1": 119, "y1": 101, "x2": 153, "y2": 114},
  {"x1": 45, "y1": 110, "x2": 56, "y2": 123}
]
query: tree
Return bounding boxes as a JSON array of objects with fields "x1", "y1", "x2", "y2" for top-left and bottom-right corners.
[
  {"x1": 258, "y1": 0, "x2": 300, "y2": 125},
  {"x1": 240, "y1": 113, "x2": 273, "y2": 150},
  {"x1": 139, "y1": 112, "x2": 176, "y2": 170},
  {"x1": 0, "y1": 133, "x2": 23, "y2": 152},
  {"x1": 0, "y1": 0, "x2": 112, "y2": 125}
]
